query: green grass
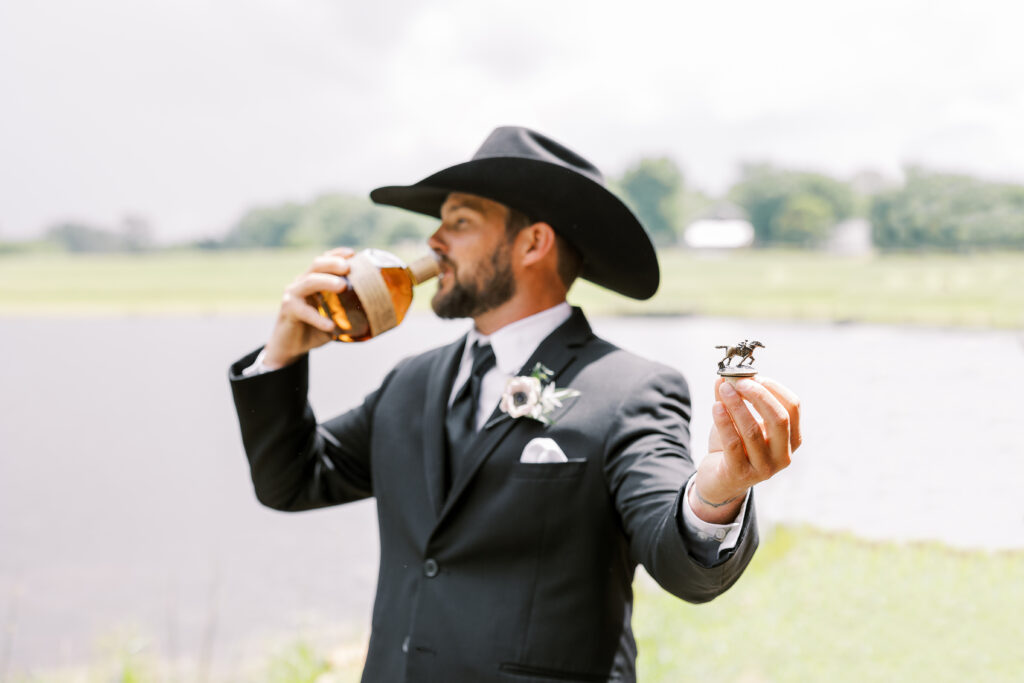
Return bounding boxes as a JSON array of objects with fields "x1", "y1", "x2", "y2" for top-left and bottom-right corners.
[
  {"x1": 8, "y1": 632, "x2": 367, "y2": 683},
  {"x1": 0, "y1": 250, "x2": 319, "y2": 315},
  {"x1": 634, "y1": 527, "x2": 1024, "y2": 682},
  {"x1": 1, "y1": 248, "x2": 1022, "y2": 327},
  {"x1": 570, "y1": 249, "x2": 1024, "y2": 328},
  {"x1": 11, "y1": 527, "x2": 1023, "y2": 682}
]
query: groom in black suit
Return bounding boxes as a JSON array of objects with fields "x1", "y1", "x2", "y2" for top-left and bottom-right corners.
[{"x1": 229, "y1": 127, "x2": 802, "y2": 682}]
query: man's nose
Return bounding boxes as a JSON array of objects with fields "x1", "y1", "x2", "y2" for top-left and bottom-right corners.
[{"x1": 427, "y1": 225, "x2": 445, "y2": 253}]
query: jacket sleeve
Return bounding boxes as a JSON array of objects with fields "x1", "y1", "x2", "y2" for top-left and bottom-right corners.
[
  {"x1": 228, "y1": 347, "x2": 388, "y2": 512},
  {"x1": 602, "y1": 364, "x2": 758, "y2": 603}
]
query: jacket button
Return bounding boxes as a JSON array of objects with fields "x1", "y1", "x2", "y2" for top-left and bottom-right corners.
[{"x1": 423, "y1": 558, "x2": 439, "y2": 578}]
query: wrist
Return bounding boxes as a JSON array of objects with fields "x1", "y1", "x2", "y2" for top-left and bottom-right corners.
[
  {"x1": 693, "y1": 484, "x2": 741, "y2": 508},
  {"x1": 261, "y1": 345, "x2": 302, "y2": 372},
  {"x1": 691, "y1": 471, "x2": 746, "y2": 507},
  {"x1": 687, "y1": 476, "x2": 747, "y2": 524}
]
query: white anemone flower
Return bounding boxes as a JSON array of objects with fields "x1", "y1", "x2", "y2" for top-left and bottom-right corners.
[{"x1": 501, "y1": 376, "x2": 542, "y2": 419}]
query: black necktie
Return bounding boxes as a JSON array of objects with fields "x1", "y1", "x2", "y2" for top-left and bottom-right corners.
[{"x1": 444, "y1": 342, "x2": 496, "y2": 493}]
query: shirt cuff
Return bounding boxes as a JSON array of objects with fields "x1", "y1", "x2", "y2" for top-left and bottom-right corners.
[
  {"x1": 240, "y1": 348, "x2": 271, "y2": 377},
  {"x1": 681, "y1": 475, "x2": 750, "y2": 552}
]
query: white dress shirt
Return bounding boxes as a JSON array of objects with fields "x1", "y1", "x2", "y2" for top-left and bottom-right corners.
[{"x1": 448, "y1": 302, "x2": 574, "y2": 430}]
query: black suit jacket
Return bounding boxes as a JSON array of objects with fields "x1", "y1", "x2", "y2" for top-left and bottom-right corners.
[{"x1": 229, "y1": 308, "x2": 758, "y2": 683}]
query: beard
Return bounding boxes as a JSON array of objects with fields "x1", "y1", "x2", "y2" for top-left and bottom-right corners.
[{"x1": 431, "y1": 244, "x2": 516, "y2": 319}]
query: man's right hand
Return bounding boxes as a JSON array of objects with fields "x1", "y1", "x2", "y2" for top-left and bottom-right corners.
[{"x1": 261, "y1": 247, "x2": 356, "y2": 371}]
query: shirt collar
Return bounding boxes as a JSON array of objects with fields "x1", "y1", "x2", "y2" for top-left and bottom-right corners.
[{"x1": 466, "y1": 302, "x2": 572, "y2": 376}]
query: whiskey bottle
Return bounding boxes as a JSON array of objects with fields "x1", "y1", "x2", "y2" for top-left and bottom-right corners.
[{"x1": 315, "y1": 249, "x2": 439, "y2": 342}]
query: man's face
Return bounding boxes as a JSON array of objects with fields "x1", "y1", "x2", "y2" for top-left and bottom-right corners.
[{"x1": 429, "y1": 193, "x2": 517, "y2": 319}]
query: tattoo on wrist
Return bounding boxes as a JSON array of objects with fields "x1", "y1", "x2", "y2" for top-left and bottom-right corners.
[{"x1": 694, "y1": 484, "x2": 741, "y2": 508}]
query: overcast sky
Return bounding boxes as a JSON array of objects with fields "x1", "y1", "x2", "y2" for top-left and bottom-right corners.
[{"x1": 2, "y1": 0, "x2": 1022, "y2": 242}]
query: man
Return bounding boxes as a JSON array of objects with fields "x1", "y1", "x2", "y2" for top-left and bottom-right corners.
[{"x1": 229, "y1": 127, "x2": 801, "y2": 682}]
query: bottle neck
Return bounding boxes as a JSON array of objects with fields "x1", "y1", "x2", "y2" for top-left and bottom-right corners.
[{"x1": 407, "y1": 253, "x2": 440, "y2": 285}]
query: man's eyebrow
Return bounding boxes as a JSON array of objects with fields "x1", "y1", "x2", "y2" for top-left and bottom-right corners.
[{"x1": 441, "y1": 199, "x2": 486, "y2": 216}]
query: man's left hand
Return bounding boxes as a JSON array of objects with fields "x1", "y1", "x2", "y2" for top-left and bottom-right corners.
[{"x1": 689, "y1": 376, "x2": 802, "y2": 524}]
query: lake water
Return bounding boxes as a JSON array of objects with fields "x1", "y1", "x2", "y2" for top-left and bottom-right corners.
[{"x1": 1, "y1": 313, "x2": 1021, "y2": 673}]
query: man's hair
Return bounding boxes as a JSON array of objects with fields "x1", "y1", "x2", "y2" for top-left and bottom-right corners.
[{"x1": 505, "y1": 208, "x2": 583, "y2": 290}]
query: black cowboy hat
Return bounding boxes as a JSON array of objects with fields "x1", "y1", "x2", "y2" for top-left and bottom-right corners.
[{"x1": 370, "y1": 126, "x2": 660, "y2": 300}]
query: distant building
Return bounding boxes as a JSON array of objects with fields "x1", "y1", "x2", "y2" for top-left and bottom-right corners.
[
  {"x1": 683, "y1": 203, "x2": 755, "y2": 249},
  {"x1": 827, "y1": 218, "x2": 873, "y2": 255}
]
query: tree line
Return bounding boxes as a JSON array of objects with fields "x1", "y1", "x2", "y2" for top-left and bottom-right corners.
[{"x1": 21, "y1": 162, "x2": 1024, "y2": 253}]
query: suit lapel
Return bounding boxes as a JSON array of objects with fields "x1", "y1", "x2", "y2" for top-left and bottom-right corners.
[
  {"x1": 422, "y1": 335, "x2": 467, "y2": 517},
  {"x1": 435, "y1": 308, "x2": 594, "y2": 527}
]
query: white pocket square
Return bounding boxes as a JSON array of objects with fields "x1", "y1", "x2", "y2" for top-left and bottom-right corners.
[{"x1": 519, "y1": 437, "x2": 568, "y2": 463}]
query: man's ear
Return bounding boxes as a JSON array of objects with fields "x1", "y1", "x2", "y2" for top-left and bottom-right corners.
[{"x1": 516, "y1": 222, "x2": 557, "y2": 267}]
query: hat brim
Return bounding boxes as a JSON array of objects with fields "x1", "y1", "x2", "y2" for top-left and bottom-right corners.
[{"x1": 370, "y1": 157, "x2": 659, "y2": 300}]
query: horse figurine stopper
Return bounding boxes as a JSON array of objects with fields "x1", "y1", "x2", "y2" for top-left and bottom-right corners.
[{"x1": 715, "y1": 340, "x2": 765, "y2": 380}]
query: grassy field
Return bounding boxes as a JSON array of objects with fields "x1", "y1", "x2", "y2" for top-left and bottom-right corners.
[
  {"x1": 14, "y1": 527, "x2": 1023, "y2": 682},
  {"x1": 1, "y1": 248, "x2": 1021, "y2": 327},
  {"x1": 633, "y1": 526, "x2": 1024, "y2": 682}
]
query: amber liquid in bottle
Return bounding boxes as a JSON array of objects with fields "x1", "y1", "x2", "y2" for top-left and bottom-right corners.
[{"x1": 315, "y1": 249, "x2": 439, "y2": 343}]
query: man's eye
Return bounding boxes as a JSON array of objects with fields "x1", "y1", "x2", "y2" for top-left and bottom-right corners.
[{"x1": 442, "y1": 214, "x2": 471, "y2": 230}]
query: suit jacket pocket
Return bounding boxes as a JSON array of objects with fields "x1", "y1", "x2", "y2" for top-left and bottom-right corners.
[
  {"x1": 510, "y1": 458, "x2": 587, "y2": 480},
  {"x1": 498, "y1": 662, "x2": 609, "y2": 682}
]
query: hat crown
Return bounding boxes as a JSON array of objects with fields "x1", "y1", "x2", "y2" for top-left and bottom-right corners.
[{"x1": 471, "y1": 126, "x2": 604, "y2": 185}]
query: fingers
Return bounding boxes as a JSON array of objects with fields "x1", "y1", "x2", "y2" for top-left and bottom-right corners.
[
  {"x1": 718, "y1": 378, "x2": 792, "y2": 478},
  {"x1": 713, "y1": 376, "x2": 761, "y2": 427},
  {"x1": 306, "y1": 253, "x2": 353, "y2": 277},
  {"x1": 280, "y1": 272, "x2": 348, "y2": 336},
  {"x1": 289, "y1": 272, "x2": 348, "y2": 299},
  {"x1": 288, "y1": 296, "x2": 338, "y2": 333},
  {"x1": 710, "y1": 400, "x2": 747, "y2": 472},
  {"x1": 261, "y1": 250, "x2": 357, "y2": 368},
  {"x1": 758, "y1": 376, "x2": 802, "y2": 450},
  {"x1": 735, "y1": 379, "x2": 791, "y2": 470},
  {"x1": 717, "y1": 381, "x2": 774, "y2": 474}
]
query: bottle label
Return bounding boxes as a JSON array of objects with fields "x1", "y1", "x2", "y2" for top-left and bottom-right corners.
[{"x1": 347, "y1": 252, "x2": 398, "y2": 336}]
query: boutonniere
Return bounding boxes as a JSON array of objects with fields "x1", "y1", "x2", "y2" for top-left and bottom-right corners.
[{"x1": 499, "y1": 363, "x2": 580, "y2": 426}]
